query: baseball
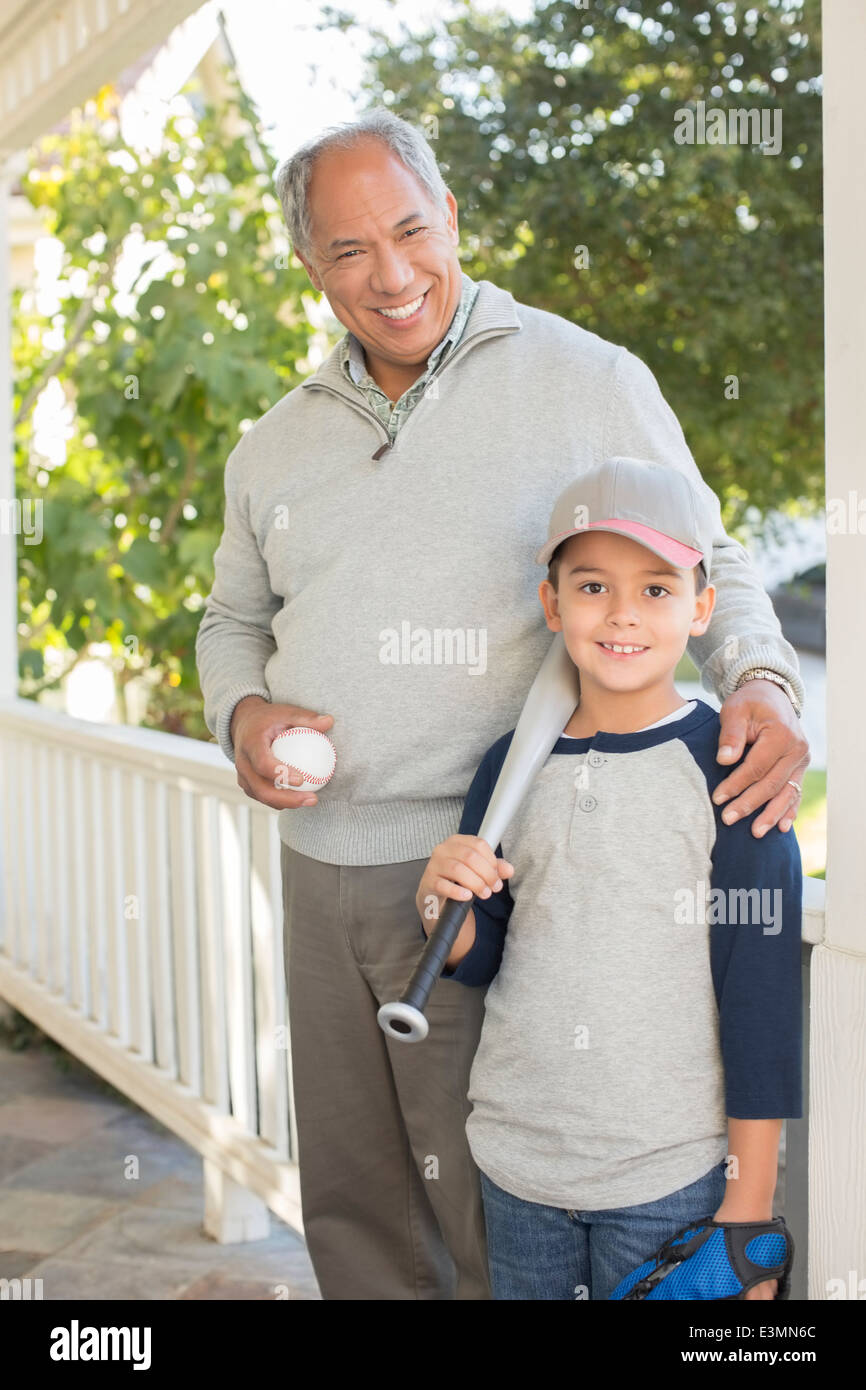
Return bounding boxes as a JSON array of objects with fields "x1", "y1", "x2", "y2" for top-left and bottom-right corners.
[{"x1": 270, "y1": 727, "x2": 337, "y2": 791}]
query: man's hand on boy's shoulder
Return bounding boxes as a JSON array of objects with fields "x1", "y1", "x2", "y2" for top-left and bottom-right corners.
[{"x1": 712, "y1": 680, "x2": 810, "y2": 840}]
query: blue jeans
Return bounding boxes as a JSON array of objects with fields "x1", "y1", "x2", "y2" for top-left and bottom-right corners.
[{"x1": 480, "y1": 1160, "x2": 729, "y2": 1300}]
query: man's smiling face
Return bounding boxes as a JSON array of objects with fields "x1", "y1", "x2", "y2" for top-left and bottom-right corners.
[{"x1": 294, "y1": 136, "x2": 463, "y2": 375}]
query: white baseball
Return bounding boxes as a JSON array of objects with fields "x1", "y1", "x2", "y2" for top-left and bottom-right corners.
[{"x1": 270, "y1": 727, "x2": 337, "y2": 791}]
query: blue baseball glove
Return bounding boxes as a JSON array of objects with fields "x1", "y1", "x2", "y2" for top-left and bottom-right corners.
[{"x1": 608, "y1": 1216, "x2": 794, "y2": 1300}]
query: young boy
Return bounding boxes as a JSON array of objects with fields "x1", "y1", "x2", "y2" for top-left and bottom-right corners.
[{"x1": 416, "y1": 456, "x2": 803, "y2": 1301}]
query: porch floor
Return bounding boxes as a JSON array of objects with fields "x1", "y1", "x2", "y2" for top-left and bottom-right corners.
[{"x1": 0, "y1": 1037, "x2": 321, "y2": 1299}]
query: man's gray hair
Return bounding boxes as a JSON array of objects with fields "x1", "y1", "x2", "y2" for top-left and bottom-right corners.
[{"x1": 274, "y1": 108, "x2": 451, "y2": 263}]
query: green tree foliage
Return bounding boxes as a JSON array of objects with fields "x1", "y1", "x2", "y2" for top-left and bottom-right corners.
[
  {"x1": 14, "y1": 77, "x2": 311, "y2": 735},
  {"x1": 325, "y1": 0, "x2": 822, "y2": 526},
  {"x1": 14, "y1": 3, "x2": 823, "y2": 740}
]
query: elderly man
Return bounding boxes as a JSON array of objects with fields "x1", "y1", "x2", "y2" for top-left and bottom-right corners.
[{"x1": 195, "y1": 108, "x2": 809, "y2": 1300}]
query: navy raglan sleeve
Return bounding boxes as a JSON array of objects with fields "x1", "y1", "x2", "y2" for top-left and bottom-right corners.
[
  {"x1": 416, "y1": 737, "x2": 515, "y2": 987},
  {"x1": 709, "y1": 804, "x2": 804, "y2": 1118}
]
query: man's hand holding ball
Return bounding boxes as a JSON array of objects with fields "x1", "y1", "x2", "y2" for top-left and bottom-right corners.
[{"x1": 230, "y1": 696, "x2": 335, "y2": 809}]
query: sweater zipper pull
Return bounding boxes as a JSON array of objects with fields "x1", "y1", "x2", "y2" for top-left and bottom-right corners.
[{"x1": 372, "y1": 440, "x2": 393, "y2": 461}]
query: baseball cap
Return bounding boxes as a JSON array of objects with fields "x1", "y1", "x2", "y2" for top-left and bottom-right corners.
[{"x1": 535, "y1": 456, "x2": 716, "y2": 582}]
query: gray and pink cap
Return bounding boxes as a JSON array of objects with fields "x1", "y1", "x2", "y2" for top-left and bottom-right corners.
[{"x1": 535, "y1": 455, "x2": 716, "y2": 582}]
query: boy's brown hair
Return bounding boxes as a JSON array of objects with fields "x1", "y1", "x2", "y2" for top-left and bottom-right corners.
[{"x1": 547, "y1": 540, "x2": 708, "y2": 595}]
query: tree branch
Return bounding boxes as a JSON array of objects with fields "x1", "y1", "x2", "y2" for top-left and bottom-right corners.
[
  {"x1": 14, "y1": 225, "x2": 168, "y2": 427},
  {"x1": 18, "y1": 644, "x2": 90, "y2": 697},
  {"x1": 14, "y1": 243, "x2": 125, "y2": 426}
]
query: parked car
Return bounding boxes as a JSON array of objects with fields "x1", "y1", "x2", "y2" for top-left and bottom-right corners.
[{"x1": 769, "y1": 564, "x2": 826, "y2": 654}]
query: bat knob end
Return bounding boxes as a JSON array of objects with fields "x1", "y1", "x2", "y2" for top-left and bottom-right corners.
[{"x1": 377, "y1": 1001, "x2": 429, "y2": 1042}]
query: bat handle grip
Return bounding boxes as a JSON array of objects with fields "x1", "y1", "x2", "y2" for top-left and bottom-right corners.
[{"x1": 377, "y1": 896, "x2": 473, "y2": 1042}]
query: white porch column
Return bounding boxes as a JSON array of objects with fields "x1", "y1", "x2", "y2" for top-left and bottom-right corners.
[
  {"x1": 813, "y1": 0, "x2": 866, "y2": 1301},
  {"x1": 0, "y1": 166, "x2": 15, "y2": 698}
]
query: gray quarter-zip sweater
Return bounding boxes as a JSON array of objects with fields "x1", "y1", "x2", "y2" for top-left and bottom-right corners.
[{"x1": 195, "y1": 274, "x2": 805, "y2": 866}]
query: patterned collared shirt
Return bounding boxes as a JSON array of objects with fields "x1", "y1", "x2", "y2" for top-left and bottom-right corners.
[{"x1": 338, "y1": 271, "x2": 480, "y2": 439}]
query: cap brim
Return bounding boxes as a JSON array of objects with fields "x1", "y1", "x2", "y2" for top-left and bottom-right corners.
[{"x1": 537, "y1": 519, "x2": 705, "y2": 570}]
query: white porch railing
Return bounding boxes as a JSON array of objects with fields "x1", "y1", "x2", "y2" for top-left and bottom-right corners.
[
  {"x1": 0, "y1": 693, "x2": 301, "y2": 1242},
  {"x1": 0, "y1": 692, "x2": 828, "y2": 1281}
]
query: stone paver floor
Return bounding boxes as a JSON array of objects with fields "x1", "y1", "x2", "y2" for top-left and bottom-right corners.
[{"x1": 0, "y1": 1034, "x2": 321, "y2": 1300}]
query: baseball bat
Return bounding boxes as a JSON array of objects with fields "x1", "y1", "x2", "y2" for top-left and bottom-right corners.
[{"x1": 377, "y1": 631, "x2": 580, "y2": 1042}]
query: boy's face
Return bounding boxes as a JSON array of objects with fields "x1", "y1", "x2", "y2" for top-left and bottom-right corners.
[{"x1": 538, "y1": 529, "x2": 716, "y2": 695}]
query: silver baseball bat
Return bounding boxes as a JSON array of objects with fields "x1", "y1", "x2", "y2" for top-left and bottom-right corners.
[{"x1": 378, "y1": 631, "x2": 580, "y2": 1042}]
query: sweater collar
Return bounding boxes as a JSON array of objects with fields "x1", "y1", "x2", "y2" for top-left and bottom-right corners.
[{"x1": 300, "y1": 276, "x2": 521, "y2": 397}]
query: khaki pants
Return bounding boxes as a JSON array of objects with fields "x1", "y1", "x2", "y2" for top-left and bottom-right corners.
[{"x1": 280, "y1": 841, "x2": 492, "y2": 1300}]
